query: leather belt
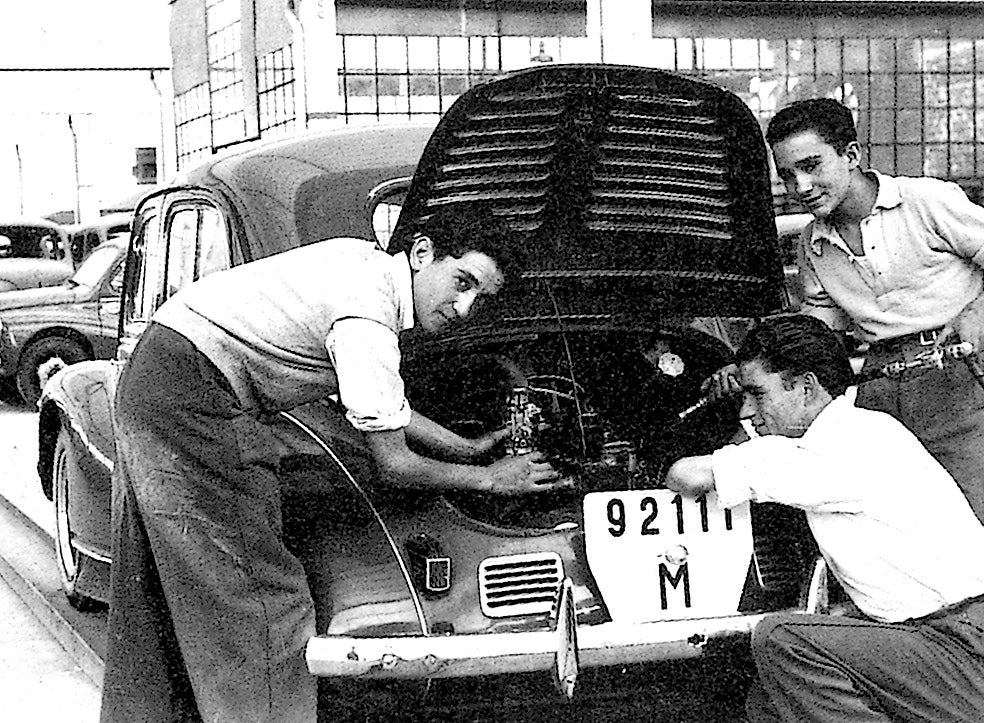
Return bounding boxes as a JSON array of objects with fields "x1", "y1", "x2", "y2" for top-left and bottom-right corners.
[{"x1": 867, "y1": 326, "x2": 945, "y2": 353}]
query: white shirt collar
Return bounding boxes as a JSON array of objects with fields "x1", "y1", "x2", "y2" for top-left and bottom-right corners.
[{"x1": 807, "y1": 169, "x2": 902, "y2": 257}]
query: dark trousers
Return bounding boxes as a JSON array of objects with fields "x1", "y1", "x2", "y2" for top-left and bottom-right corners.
[
  {"x1": 858, "y1": 349, "x2": 984, "y2": 524},
  {"x1": 747, "y1": 603, "x2": 984, "y2": 722},
  {"x1": 99, "y1": 323, "x2": 317, "y2": 723}
]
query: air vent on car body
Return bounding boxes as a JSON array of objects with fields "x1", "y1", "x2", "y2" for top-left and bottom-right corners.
[{"x1": 478, "y1": 552, "x2": 563, "y2": 618}]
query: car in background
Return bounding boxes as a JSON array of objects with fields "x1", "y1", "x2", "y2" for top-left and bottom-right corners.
[
  {"x1": 37, "y1": 65, "x2": 838, "y2": 719},
  {"x1": 64, "y1": 212, "x2": 132, "y2": 267},
  {"x1": 0, "y1": 236, "x2": 127, "y2": 406},
  {"x1": 0, "y1": 218, "x2": 73, "y2": 292}
]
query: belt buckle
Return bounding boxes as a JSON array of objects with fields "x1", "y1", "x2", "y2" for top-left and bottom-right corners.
[{"x1": 918, "y1": 329, "x2": 939, "y2": 346}]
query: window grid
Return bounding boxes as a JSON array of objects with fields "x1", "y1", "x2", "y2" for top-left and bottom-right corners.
[
  {"x1": 649, "y1": 34, "x2": 984, "y2": 208},
  {"x1": 338, "y1": 34, "x2": 568, "y2": 123},
  {"x1": 258, "y1": 45, "x2": 298, "y2": 137},
  {"x1": 174, "y1": 84, "x2": 212, "y2": 171},
  {"x1": 206, "y1": 0, "x2": 246, "y2": 149}
]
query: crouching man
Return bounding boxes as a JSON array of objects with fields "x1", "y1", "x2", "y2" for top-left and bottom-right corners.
[{"x1": 665, "y1": 314, "x2": 984, "y2": 722}]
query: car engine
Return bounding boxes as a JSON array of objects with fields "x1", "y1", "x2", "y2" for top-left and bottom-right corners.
[{"x1": 402, "y1": 325, "x2": 743, "y2": 529}]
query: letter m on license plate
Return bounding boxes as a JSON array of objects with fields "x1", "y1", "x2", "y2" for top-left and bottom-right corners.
[{"x1": 583, "y1": 490, "x2": 752, "y2": 622}]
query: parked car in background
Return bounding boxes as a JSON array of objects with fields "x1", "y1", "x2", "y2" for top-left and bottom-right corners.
[
  {"x1": 64, "y1": 212, "x2": 132, "y2": 267},
  {"x1": 0, "y1": 236, "x2": 127, "y2": 406},
  {"x1": 37, "y1": 65, "x2": 838, "y2": 719},
  {"x1": 0, "y1": 218, "x2": 73, "y2": 291}
]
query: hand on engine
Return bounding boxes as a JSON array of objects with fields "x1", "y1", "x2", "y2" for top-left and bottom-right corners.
[
  {"x1": 484, "y1": 451, "x2": 569, "y2": 495},
  {"x1": 700, "y1": 362, "x2": 742, "y2": 403}
]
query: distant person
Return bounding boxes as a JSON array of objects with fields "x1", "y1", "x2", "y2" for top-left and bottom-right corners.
[{"x1": 668, "y1": 314, "x2": 984, "y2": 723}]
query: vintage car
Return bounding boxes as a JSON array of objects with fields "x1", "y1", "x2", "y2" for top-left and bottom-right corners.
[
  {"x1": 0, "y1": 218, "x2": 74, "y2": 292},
  {"x1": 38, "y1": 65, "x2": 838, "y2": 717},
  {"x1": 63, "y1": 212, "x2": 132, "y2": 266},
  {"x1": 0, "y1": 236, "x2": 127, "y2": 406}
]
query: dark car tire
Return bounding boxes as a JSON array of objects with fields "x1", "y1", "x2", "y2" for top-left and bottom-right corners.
[
  {"x1": 53, "y1": 426, "x2": 102, "y2": 611},
  {"x1": 16, "y1": 336, "x2": 91, "y2": 407}
]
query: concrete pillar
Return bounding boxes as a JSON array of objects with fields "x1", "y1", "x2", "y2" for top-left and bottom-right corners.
[
  {"x1": 596, "y1": 0, "x2": 654, "y2": 66},
  {"x1": 299, "y1": 0, "x2": 343, "y2": 128}
]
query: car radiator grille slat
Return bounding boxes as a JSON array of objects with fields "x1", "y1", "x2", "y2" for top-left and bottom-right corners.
[{"x1": 478, "y1": 552, "x2": 563, "y2": 618}]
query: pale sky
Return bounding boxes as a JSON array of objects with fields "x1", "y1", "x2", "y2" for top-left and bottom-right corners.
[{"x1": 0, "y1": 1, "x2": 172, "y2": 220}]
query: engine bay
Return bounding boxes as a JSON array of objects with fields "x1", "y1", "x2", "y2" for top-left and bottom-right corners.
[{"x1": 402, "y1": 325, "x2": 743, "y2": 528}]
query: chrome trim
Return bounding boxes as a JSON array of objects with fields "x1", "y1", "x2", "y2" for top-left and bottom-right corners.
[
  {"x1": 307, "y1": 612, "x2": 768, "y2": 680},
  {"x1": 71, "y1": 539, "x2": 112, "y2": 564}
]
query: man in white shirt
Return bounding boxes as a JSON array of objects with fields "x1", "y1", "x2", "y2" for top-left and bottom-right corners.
[
  {"x1": 100, "y1": 206, "x2": 566, "y2": 723},
  {"x1": 708, "y1": 98, "x2": 984, "y2": 524},
  {"x1": 666, "y1": 314, "x2": 984, "y2": 722}
]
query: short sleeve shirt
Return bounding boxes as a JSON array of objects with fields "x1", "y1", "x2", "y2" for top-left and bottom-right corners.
[{"x1": 798, "y1": 171, "x2": 984, "y2": 342}]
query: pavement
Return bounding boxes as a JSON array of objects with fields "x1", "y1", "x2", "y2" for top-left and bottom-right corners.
[
  {"x1": 0, "y1": 401, "x2": 102, "y2": 723},
  {"x1": 0, "y1": 555, "x2": 102, "y2": 723}
]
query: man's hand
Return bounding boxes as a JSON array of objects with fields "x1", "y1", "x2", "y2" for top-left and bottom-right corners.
[
  {"x1": 700, "y1": 362, "x2": 741, "y2": 403},
  {"x1": 939, "y1": 290, "x2": 984, "y2": 354},
  {"x1": 483, "y1": 451, "x2": 567, "y2": 495}
]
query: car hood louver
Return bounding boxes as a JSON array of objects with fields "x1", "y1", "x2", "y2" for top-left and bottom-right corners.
[{"x1": 391, "y1": 64, "x2": 785, "y2": 326}]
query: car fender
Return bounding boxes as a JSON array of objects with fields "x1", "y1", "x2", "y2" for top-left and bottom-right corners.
[{"x1": 38, "y1": 358, "x2": 120, "y2": 499}]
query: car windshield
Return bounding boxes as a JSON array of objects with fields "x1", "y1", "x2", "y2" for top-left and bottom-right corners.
[
  {"x1": 70, "y1": 245, "x2": 120, "y2": 288},
  {"x1": 0, "y1": 226, "x2": 62, "y2": 259}
]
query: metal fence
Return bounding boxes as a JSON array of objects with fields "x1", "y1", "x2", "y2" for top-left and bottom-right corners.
[
  {"x1": 175, "y1": 23, "x2": 984, "y2": 200},
  {"x1": 337, "y1": 33, "x2": 571, "y2": 125}
]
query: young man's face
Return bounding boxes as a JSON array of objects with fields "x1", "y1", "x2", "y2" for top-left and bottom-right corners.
[
  {"x1": 409, "y1": 235, "x2": 505, "y2": 334},
  {"x1": 770, "y1": 129, "x2": 861, "y2": 220},
  {"x1": 738, "y1": 359, "x2": 811, "y2": 438}
]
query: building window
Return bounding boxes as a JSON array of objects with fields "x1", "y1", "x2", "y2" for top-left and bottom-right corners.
[
  {"x1": 649, "y1": 33, "x2": 984, "y2": 205},
  {"x1": 258, "y1": 45, "x2": 297, "y2": 137},
  {"x1": 175, "y1": 83, "x2": 212, "y2": 170},
  {"x1": 339, "y1": 34, "x2": 571, "y2": 124},
  {"x1": 206, "y1": 0, "x2": 246, "y2": 149}
]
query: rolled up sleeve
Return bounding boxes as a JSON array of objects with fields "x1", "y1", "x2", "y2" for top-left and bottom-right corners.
[{"x1": 326, "y1": 317, "x2": 412, "y2": 432}]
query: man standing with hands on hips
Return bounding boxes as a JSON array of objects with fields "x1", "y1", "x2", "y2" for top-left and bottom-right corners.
[
  {"x1": 667, "y1": 314, "x2": 984, "y2": 722},
  {"x1": 708, "y1": 98, "x2": 984, "y2": 521}
]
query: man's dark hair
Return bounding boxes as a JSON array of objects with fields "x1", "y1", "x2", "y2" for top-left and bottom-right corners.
[
  {"x1": 736, "y1": 315, "x2": 855, "y2": 398},
  {"x1": 765, "y1": 98, "x2": 858, "y2": 155},
  {"x1": 404, "y1": 205, "x2": 522, "y2": 280}
]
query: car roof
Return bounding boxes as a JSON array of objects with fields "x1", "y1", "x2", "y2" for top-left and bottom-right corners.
[
  {"x1": 64, "y1": 212, "x2": 133, "y2": 235},
  {"x1": 0, "y1": 218, "x2": 66, "y2": 233},
  {"x1": 164, "y1": 123, "x2": 437, "y2": 261}
]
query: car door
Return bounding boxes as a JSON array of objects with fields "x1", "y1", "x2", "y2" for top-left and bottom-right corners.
[{"x1": 117, "y1": 193, "x2": 231, "y2": 364}]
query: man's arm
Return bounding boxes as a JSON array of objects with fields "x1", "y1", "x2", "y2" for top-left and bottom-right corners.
[
  {"x1": 366, "y1": 426, "x2": 564, "y2": 496},
  {"x1": 403, "y1": 411, "x2": 508, "y2": 462},
  {"x1": 663, "y1": 455, "x2": 716, "y2": 497}
]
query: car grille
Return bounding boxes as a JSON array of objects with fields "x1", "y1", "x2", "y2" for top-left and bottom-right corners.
[
  {"x1": 393, "y1": 64, "x2": 783, "y2": 323},
  {"x1": 478, "y1": 552, "x2": 564, "y2": 618}
]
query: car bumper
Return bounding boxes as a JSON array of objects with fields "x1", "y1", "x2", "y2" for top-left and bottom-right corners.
[{"x1": 306, "y1": 611, "x2": 765, "y2": 680}]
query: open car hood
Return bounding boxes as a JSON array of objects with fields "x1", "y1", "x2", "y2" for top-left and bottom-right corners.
[{"x1": 391, "y1": 64, "x2": 784, "y2": 328}]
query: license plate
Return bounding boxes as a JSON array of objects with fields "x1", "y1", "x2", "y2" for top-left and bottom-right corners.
[{"x1": 583, "y1": 490, "x2": 752, "y2": 622}]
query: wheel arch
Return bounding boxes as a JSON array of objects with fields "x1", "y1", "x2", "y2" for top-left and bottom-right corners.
[
  {"x1": 37, "y1": 360, "x2": 117, "y2": 501},
  {"x1": 16, "y1": 325, "x2": 96, "y2": 370}
]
